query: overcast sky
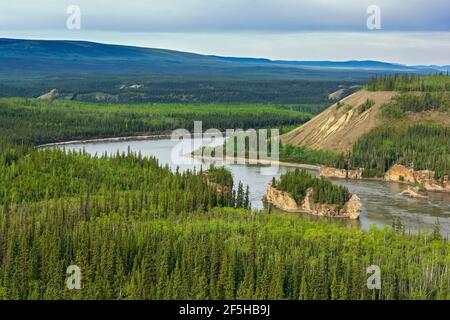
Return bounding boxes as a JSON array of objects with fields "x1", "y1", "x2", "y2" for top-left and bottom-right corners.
[{"x1": 1, "y1": 0, "x2": 450, "y2": 65}]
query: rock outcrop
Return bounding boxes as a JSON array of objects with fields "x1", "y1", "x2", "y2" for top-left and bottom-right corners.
[
  {"x1": 385, "y1": 164, "x2": 450, "y2": 193},
  {"x1": 320, "y1": 167, "x2": 363, "y2": 180},
  {"x1": 37, "y1": 89, "x2": 60, "y2": 100},
  {"x1": 120, "y1": 84, "x2": 144, "y2": 90},
  {"x1": 264, "y1": 185, "x2": 300, "y2": 212},
  {"x1": 264, "y1": 185, "x2": 362, "y2": 219},
  {"x1": 400, "y1": 186, "x2": 428, "y2": 199},
  {"x1": 319, "y1": 164, "x2": 449, "y2": 194}
]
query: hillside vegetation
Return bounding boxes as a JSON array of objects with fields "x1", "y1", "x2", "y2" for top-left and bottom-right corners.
[
  {"x1": 280, "y1": 90, "x2": 398, "y2": 151},
  {"x1": 0, "y1": 78, "x2": 449, "y2": 299},
  {"x1": 365, "y1": 74, "x2": 450, "y2": 91},
  {"x1": 340, "y1": 124, "x2": 450, "y2": 179},
  {"x1": 0, "y1": 77, "x2": 345, "y2": 105},
  {"x1": 381, "y1": 92, "x2": 449, "y2": 117},
  {"x1": 281, "y1": 75, "x2": 450, "y2": 179}
]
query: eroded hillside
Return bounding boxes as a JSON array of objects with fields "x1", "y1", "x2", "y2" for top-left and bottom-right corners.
[{"x1": 281, "y1": 90, "x2": 398, "y2": 152}]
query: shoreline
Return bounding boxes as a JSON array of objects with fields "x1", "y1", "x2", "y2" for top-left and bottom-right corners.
[
  {"x1": 37, "y1": 132, "x2": 223, "y2": 148},
  {"x1": 193, "y1": 155, "x2": 321, "y2": 171},
  {"x1": 37, "y1": 135, "x2": 449, "y2": 194},
  {"x1": 37, "y1": 133, "x2": 173, "y2": 148},
  {"x1": 39, "y1": 134, "x2": 320, "y2": 171}
]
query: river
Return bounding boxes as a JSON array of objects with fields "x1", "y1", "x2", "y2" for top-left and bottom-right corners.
[{"x1": 55, "y1": 137, "x2": 450, "y2": 236}]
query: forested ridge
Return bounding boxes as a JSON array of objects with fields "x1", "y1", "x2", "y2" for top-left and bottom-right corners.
[
  {"x1": 340, "y1": 124, "x2": 450, "y2": 179},
  {"x1": 0, "y1": 148, "x2": 251, "y2": 211},
  {"x1": 345, "y1": 75, "x2": 450, "y2": 178},
  {"x1": 0, "y1": 77, "x2": 345, "y2": 104},
  {"x1": 0, "y1": 98, "x2": 311, "y2": 145},
  {"x1": 365, "y1": 74, "x2": 450, "y2": 92}
]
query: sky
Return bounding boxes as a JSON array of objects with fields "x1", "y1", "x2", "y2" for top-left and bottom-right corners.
[{"x1": 1, "y1": 0, "x2": 450, "y2": 65}]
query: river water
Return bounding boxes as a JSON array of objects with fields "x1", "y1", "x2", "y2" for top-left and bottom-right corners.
[{"x1": 56, "y1": 137, "x2": 450, "y2": 236}]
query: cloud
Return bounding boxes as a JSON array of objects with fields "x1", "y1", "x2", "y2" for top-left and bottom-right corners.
[
  {"x1": 0, "y1": 0, "x2": 449, "y2": 32},
  {"x1": 1, "y1": 1, "x2": 449, "y2": 65}
]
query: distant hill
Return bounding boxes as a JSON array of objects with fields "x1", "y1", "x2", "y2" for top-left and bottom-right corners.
[
  {"x1": 214, "y1": 56, "x2": 424, "y2": 71},
  {"x1": 0, "y1": 38, "x2": 447, "y2": 80}
]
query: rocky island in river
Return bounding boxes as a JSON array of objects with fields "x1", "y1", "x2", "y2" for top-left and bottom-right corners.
[{"x1": 264, "y1": 169, "x2": 362, "y2": 220}]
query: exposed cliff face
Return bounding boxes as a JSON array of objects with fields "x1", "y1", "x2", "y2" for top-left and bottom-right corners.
[
  {"x1": 281, "y1": 90, "x2": 398, "y2": 152},
  {"x1": 264, "y1": 185, "x2": 362, "y2": 219},
  {"x1": 319, "y1": 164, "x2": 449, "y2": 193},
  {"x1": 320, "y1": 167, "x2": 363, "y2": 180},
  {"x1": 281, "y1": 90, "x2": 449, "y2": 153},
  {"x1": 385, "y1": 165, "x2": 450, "y2": 193},
  {"x1": 342, "y1": 194, "x2": 363, "y2": 220},
  {"x1": 264, "y1": 185, "x2": 300, "y2": 212}
]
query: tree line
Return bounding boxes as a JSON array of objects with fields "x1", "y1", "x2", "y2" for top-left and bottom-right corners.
[
  {"x1": 0, "y1": 98, "x2": 312, "y2": 145},
  {"x1": 0, "y1": 77, "x2": 348, "y2": 104},
  {"x1": 339, "y1": 124, "x2": 450, "y2": 179},
  {"x1": 0, "y1": 147, "x2": 250, "y2": 212},
  {"x1": 365, "y1": 74, "x2": 450, "y2": 92},
  {"x1": 382, "y1": 92, "x2": 449, "y2": 118}
]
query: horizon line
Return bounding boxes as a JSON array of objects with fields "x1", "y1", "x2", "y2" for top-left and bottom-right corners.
[{"x1": 2, "y1": 37, "x2": 450, "y2": 69}]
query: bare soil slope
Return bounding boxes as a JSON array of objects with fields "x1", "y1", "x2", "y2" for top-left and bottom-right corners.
[{"x1": 281, "y1": 90, "x2": 399, "y2": 152}]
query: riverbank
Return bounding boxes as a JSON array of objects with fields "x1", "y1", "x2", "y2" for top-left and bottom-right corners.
[
  {"x1": 37, "y1": 132, "x2": 225, "y2": 148},
  {"x1": 42, "y1": 135, "x2": 450, "y2": 235},
  {"x1": 40, "y1": 135, "x2": 449, "y2": 195},
  {"x1": 193, "y1": 155, "x2": 321, "y2": 171},
  {"x1": 38, "y1": 134, "x2": 321, "y2": 171},
  {"x1": 37, "y1": 133, "x2": 173, "y2": 148}
]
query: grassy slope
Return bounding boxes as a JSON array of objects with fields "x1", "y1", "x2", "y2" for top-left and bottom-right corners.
[{"x1": 280, "y1": 90, "x2": 398, "y2": 152}]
